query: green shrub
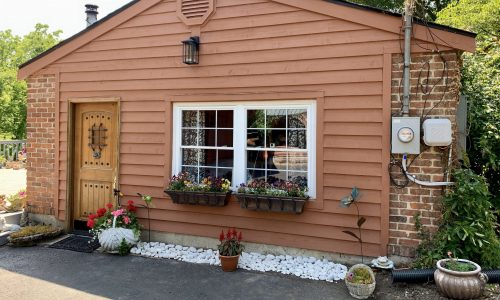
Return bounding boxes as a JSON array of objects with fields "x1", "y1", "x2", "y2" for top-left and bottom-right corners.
[{"x1": 414, "y1": 169, "x2": 500, "y2": 269}]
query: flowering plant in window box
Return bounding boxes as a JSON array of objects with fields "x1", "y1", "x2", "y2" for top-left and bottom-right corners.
[
  {"x1": 87, "y1": 201, "x2": 140, "y2": 255},
  {"x1": 235, "y1": 179, "x2": 309, "y2": 214},
  {"x1": 164, "y1": 172, "x2": 232, "y2": 206}
]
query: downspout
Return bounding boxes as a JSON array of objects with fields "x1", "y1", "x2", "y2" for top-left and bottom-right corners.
[{"x1": 402, "y1": 0, "x2": 413, "y2": 117}]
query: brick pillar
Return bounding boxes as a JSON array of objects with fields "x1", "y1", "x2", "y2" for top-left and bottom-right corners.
[
  {"x1": 26, "y1": 74, "x2": 57, "y2": 215},
  {"x1": 388, "y1": 52, "x2": 461, "y2": 257}
]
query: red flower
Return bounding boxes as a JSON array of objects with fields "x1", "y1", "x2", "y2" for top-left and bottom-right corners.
[
  {"x1": 231, "y1": 228, "x2": 237, "y2": 238},
  {"x1": 106, "y1": 203, "x2": 113, "y2": 210},
  {"x1": 226, "y1": 230, "x2": 231, "y2": 240},
  {"x1": 88, "y1": 214, "x2": 97, "y2": 220},
  {"x1": 238, "y1": 231, "x2": 242, "y2": 242},
  {"x1": 219, "y1": 230, "x2": 225, "y2": 242},
  {"x1": 86, "y1": 219, "x2": 95, "y2": 228},
  {"x1": 96, "y1": 208, "x2": 106, "y2": 217},
  {"x1": 127, "y1": 200, "x2": 134, "y2": 205}
]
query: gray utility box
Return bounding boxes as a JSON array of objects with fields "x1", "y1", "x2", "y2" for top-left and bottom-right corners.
[{"x1": 391, "y1": 117, "x2": 421, "y2": 154}]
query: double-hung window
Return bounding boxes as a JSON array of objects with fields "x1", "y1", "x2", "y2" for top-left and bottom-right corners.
[{"x1": 172, "y1": 101, "x2": 316, "y2": 197}]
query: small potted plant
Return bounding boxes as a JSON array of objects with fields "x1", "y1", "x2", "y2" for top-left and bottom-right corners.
[
  {"x1": 235, "y1": 179, "x2": 309, "y2": 214},
  {"x1": 434, "y1": 251, "x2": 488, "y2": 299},
  {"x1": 87, "y1": 201, "x2": 141, "y2": 255},
  {"x1": 217, "y1": 228, "x2": 244, "y2": 272},
  {"x1": 164, "y1": 172, "x2": 232, "y2": 206},
  {"x1": 345, "y1": 264, "x2": 376, "y2": 299}
]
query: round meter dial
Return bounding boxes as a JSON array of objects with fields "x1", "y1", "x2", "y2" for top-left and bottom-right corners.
[{"x1": 398, "y1": 127, "x2": 414, "y2": 143}]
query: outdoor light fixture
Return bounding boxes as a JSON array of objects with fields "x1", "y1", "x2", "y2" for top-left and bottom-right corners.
[{"x1": 182, "y1": 36, "x2": 200, "y2": 65}]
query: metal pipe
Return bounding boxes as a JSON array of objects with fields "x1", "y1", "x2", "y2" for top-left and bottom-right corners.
[{"x1": 402, "y1": 0, "x2": 413, "y2": 116}]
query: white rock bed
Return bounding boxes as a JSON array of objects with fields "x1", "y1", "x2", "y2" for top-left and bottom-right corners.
[{"x1": 131, "y1": 242, "x2": 348, "y2": 282}]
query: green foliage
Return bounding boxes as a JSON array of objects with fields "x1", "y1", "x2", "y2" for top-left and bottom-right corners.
[
  {"x1": 118, "y1": 238, "x2": 132, "y2": 256},
  {"x1": 444, "y1": 260, "x2": 476, "y2": 272},
  {"x1": 218, "y1": 229, "x2": 244, "y2": 256},
  {"x1": 414, "y1": 169, "x2": 500, "y2": 269},
  {"x1": 349, "y1": 0, "x2": 453, "y2": 20},
  {"x1": 0, "y1": 24, "x2": 61, "y2": 139},
  {"x1": 437, "y1": 0, "x2": 500, "y2": 205},
  {"x1": 346, "y1": 267, "x2": 374, "y2": 284},
  {"x1": 0, "y1": 155, "x2": 6, "y2": 165}
]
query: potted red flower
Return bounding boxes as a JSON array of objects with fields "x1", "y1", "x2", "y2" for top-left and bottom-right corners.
[{"x1": 218, "y1": 228, "x2": 244, "y2": 272}]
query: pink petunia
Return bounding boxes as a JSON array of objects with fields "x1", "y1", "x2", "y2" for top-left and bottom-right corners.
[
  {"x1": 123, "y1": 216, "x2": 131, "y2": 224},
  {"x1": 111, "y1": 209, "x2": 124, "y2": 217}
]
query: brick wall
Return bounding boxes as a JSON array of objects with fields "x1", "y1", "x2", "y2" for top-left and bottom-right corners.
[
  {"x1": 25, "y1": 74, "x2": 57, "y2": 215},
  {"x1": 388, "y1": 51, "x2": 461, "y2": 257}
]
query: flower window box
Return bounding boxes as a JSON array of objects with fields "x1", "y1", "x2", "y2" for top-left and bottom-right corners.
[
  {"x1": 235, "y1": 193, "x2": 308, "y2": 214},
  {"x1": 165, "y1": 172, "x2": 232, "y2": 207}
]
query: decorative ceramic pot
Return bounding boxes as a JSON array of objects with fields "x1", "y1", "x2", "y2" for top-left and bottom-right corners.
[
  {"x1": 345, "y1": 264, "x2": 376, "y2": 299},
  {"x1": 98, "y1": 227, "x2": 139, "y2": 252},
  {"x1": 434, "y1": 259, "x2": 488, "y2": 300},
  {"x1": 219, "y1": 254, "x2": 240, "y2": 272}
]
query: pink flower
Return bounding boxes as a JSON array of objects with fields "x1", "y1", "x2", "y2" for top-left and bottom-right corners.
[
  {"x1": 111, "y1": 209, "x2": 124, "y2": 217},
  {"x1": 123, "y1": 216, "x2": 131, "y2": 224}
]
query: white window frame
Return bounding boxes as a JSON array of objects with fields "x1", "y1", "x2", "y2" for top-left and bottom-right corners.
[{"x1": 172, "y1": 100, "x2": 316, "y2": 198}]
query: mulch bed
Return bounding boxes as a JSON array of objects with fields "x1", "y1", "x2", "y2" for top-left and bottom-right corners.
[{"x1": 373, "y1": 270, "x2": 500, "y2": 300}]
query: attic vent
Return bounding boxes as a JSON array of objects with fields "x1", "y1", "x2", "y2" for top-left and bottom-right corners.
[
  {"x1": 182, "y1": 0, "x2": 210, "y2": 19},
  {"x1": 177, "y1": 0, "x2": 215, "y2": 26}
]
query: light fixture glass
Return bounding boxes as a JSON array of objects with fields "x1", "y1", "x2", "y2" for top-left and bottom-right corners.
[{"x1": 182, "y1": 36, "x2": 200, "y2": 65}]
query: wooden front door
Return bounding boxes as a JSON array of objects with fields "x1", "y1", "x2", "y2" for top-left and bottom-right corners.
[{"x1": 73, "y1": 102, "x2": 118, "y2": 221}]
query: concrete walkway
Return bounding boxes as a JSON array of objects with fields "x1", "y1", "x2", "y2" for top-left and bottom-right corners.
[
  {"x1": 0, "y1": 168, "x2": 26, "y2": 196},
  {"x1": 0, "y1": 246, "x2": 349, "y2": 300}
]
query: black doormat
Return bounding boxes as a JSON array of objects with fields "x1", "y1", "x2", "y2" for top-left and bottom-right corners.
[{"x1": 49, "y1": 235, "x2": 100, "y2": 253}]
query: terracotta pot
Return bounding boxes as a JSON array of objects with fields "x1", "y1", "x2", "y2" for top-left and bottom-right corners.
[
  {"x1": 434, "y1": 259, "x2": 488, "y2": 300},
  {"x1": 219, "y1": 254, "x2": 239, "y2": 272}
]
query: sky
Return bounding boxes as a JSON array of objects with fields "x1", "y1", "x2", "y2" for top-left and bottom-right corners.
[{"x1": 0, "y1": 1, "x2": 133, "y2": 39}]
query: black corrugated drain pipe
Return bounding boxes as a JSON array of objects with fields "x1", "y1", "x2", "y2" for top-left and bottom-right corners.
[{"x1": 391, "y1": 269, "x2": 500, "y2": 284}]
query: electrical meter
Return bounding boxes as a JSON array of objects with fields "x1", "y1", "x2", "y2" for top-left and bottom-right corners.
[{"x1": 391, "y1": 117, "x2": 420, "y2": 154}]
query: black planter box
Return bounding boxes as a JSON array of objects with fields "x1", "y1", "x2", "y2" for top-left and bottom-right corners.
[
  {"x1": 164, "y1": 190, "x2": 231, "y2": 207},
  {"x1": 235, "y1": 193, "x2": 308, "y2": 214}
]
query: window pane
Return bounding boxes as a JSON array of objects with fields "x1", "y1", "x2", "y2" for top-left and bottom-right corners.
[
  {"x1": 247, "y1": 169, "x2": 266, "y2": 181},
  {"x1": 181, "y1": 166, "x2": 198, "y2": 183},
  {"x1": 266, "y1": 109, "x2": 286, "y2": 128},
  {"x1": 217, "y1": 168, "x2": 232, "y2": 180},
  {"x1": 268, "y1": 170, "x2": 287, "y2": 184},
  {"x1": 217, "y1": 110, "x2": 233, "y2": 128},
  {"x1": 247, "y1": 150, "x2": 266, "y2": 169},
  {"x1": 288, "y1": 109, "x2": 307, "y2": 128},
  {"x1": 247, "y1": 129, "x2": 265, "y2": 147},
  {"x1": 267, "y1": 151, "x2": 286, "y2": 170},
  {"x1": 288, "y1": 130, "x2": 307, "y2": 149},
  {"x1": 182, "y1": 149, "x2": 199, "y2": 166},
  {"x1": 182, "y1": 111, "x2": 198, "y2": 127},
  {"x1": 266, "y1": 129, "x2": 286, "y2": 148},
  {"x1": 199, "y1": 110, "x2": 216, "y2": 128},
  {"x1": 288, "y1": 172, "x2": 308, "y2": 188},
  {"x1": 182, "y1": 129, "x2": 198, "y2": 146},
  {"x1": 288, "y1": 152, "x2": 308, "y2": 171},
  {"x1": 199, "y1": 167, "x2": 217, "y2": 179},
  {"x1": 217, "y1": 129, "x2": 233, "y2": 147},
  {"x1": 218, "y1": 150, "x2": 233, "y2": 167},
  {"x1": 247, "y1": 110, "x2": 265, "y2": 128},
  {"x1": 199, "y1": 129, "x2": 216, "y2": 147},
  {"x1": 200, "y1": 149, "x2": 216, "y2": 166}
]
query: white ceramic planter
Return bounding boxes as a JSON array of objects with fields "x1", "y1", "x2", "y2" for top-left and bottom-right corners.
[
  {"x1": 0, "y1": 211, "x2": 23, "y2": 230},
  {"x1": 98, "y1": 227, "x2": 139, "y2": 252}
]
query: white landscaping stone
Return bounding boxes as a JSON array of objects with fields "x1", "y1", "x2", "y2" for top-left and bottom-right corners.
[{"x1": 129, "y1": 242, "x2": 347, "y2": 282}]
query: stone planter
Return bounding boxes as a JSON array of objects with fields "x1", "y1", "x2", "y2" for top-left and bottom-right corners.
[
  {"x1": 0, "y1": 211, "x2": 23, "y2": 230},
  {"x1": 219, "y1": 254, "x2": 240, "y2": 272},
  {"x1": 345, "y1": 264, "x2": 376, "y2": 299},
  {"x1": 164, "y1": 190, "x2": 231, "y2": 207},
  {"x1": 98, "y1": 227, "x2": 140, "y2": 253},
  {"x1": 434, "y1": 259, "x2": 488, "y2": 299},
  {"x1": 8, "y1": 228, "x2": 63, "y2": 247},
  {"x1": 235, "y1": 193, "x2": 308, "y2": 214}
]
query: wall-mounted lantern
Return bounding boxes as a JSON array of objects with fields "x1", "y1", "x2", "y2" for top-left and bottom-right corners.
[{"x1": 182, "y1": 36, "x2": 200, "y2": 65}]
